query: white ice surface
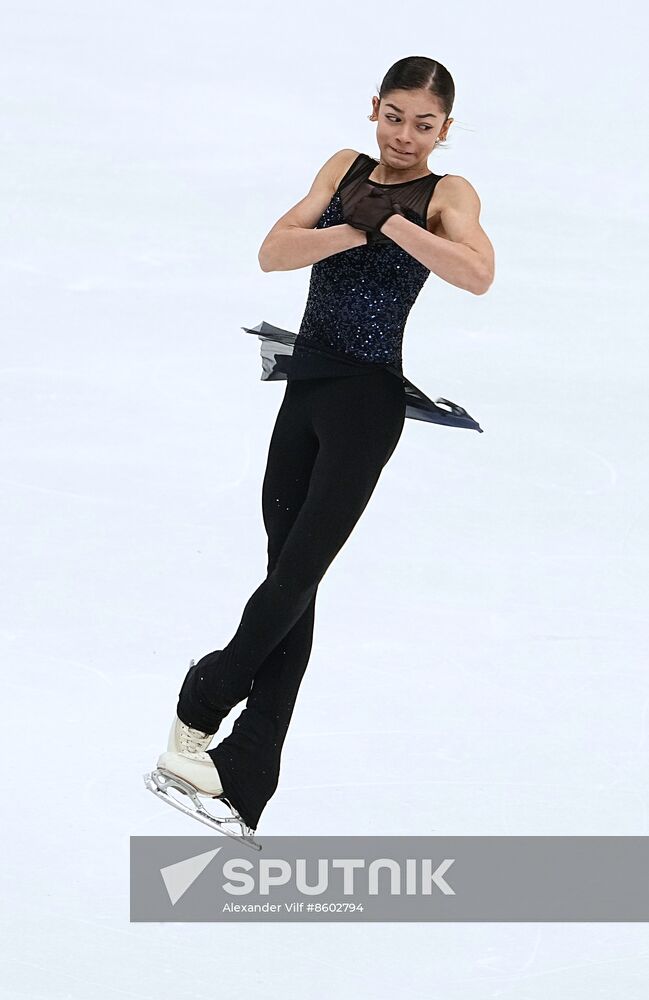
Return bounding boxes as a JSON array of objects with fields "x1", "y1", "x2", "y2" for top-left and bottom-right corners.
[{"x1": 1, "y1": 0, "x2": 649, "y2": 997}]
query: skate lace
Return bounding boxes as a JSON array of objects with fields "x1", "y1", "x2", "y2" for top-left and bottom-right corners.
[{"x1": 179, "y1": 724, "x2": 212, "y2": 754}]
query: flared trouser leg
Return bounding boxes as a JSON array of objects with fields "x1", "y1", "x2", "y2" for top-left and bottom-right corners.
[{"x1": 177, "y1": 370, "x2": 406, "y2": 828}]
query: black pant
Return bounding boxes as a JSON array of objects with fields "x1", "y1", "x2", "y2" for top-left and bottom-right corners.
[{"x1": 176, "y1": 368, "x2": 406, "y2": 829}]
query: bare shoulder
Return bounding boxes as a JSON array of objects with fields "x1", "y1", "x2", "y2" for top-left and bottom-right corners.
[
  {"x1": 327, "y1": 148, "x2": 362, "y2": 192},
  {"x1": 427, "y1": 174, "x2": 485, "y2": 236},
  {"x1": 429, "y1": 174, "x2": 482, "y2": 213}
]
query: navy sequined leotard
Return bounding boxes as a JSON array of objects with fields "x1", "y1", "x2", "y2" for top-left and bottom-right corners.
[{"x1": 242, "y1": 151, "x2": 483, "y2": 432}]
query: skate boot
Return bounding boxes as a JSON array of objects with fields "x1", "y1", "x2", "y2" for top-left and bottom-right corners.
[
  {"x1": 156, "y1": 750, "x2": 224, "y2": 796},
  {"x1": 168, "y1": 659, "x2": 216, "y2": 754},
  {"x1": 145, "y1": 749, "x2": 262, "y2": 851}
]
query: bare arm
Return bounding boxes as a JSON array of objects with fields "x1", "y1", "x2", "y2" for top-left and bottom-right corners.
[
  {"x1": 258, "y1": 149, "x2": 366, "y2": 272},
  {"x1": 381, "y1": 176, "x2": 495, "y2": 295}
]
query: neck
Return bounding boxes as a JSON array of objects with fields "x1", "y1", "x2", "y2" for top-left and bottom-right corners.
[{"x1": 372, "y1": 151, "x2": 431, "y2": 184}]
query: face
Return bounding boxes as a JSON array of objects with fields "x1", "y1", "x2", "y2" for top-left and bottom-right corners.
[{"x1": 369, "y1": 88, "x2": 452, "y2": 169}]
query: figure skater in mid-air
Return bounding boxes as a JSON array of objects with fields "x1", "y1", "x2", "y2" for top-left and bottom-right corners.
[{"x1": 145, "y1": 55, "x2": 495, "y2": 846}]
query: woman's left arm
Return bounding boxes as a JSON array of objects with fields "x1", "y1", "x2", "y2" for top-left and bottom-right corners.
[{"x1": 380, "y1": 176, "x2": 495, "y2": 295}]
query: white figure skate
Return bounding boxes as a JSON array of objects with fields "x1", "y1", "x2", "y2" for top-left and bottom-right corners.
[
  {"x1": 144, "y1": 748, "x2": 262, "y2": 852},
  {"x1": 167, "y1": 659, "x2": 216, "y2": 754}
]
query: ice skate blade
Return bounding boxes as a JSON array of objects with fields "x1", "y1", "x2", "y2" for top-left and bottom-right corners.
[{"x1": 143, "y1": 768, "x2": 262, "y2": 852}]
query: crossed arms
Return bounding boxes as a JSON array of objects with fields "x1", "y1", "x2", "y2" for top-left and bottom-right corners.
[{"x1": 258, "y1": 149, "x2": 494, "y2": 295}]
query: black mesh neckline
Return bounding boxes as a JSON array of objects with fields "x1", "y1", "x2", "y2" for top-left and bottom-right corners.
[{"x1": 365, "y1": 155, "x2": 434, "y2": 188}]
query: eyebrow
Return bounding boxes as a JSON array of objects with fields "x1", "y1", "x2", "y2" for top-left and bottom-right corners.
[{"x1": 384, "y1": 102, "x2": 438, "y2": 119}]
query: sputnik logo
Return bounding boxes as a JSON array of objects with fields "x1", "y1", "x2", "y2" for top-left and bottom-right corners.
[{"x1": 160, "y1": 847, "x2": 223, "y2": 905}]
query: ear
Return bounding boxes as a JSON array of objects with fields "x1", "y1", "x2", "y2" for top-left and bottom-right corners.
[{"x1": 440, "y1": 117, "x2": 454, "y2": 140}]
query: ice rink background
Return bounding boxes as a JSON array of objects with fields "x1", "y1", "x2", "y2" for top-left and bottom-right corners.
[{"x1": 2, "y1": 0, "x2": 648, "y2": 996}]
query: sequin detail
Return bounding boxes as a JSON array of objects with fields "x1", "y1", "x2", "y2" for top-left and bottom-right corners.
[
  {"x1": 298, "y1": 190, "x2": 435, "y2": 364},
  {"x1": 294, "y1": 152, "x2": 443, "y2": 363}
]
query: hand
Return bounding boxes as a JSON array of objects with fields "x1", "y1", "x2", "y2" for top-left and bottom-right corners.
[{"x1": 343, "y1": 189, "x2": 405, "y2": 245}]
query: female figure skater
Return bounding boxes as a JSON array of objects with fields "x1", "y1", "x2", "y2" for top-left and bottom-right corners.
[{"x1": 147, "y1": 56, "x2": 495, "y2": 842}]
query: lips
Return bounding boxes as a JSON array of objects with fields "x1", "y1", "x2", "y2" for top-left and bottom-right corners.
[{"x1": 390, "y1": 147, "x2": 411, "y2": 156}]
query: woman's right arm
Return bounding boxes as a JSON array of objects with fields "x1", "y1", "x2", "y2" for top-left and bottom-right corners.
[{"x1": 258, "y1": 149, "x2": 367, "y2": 272}]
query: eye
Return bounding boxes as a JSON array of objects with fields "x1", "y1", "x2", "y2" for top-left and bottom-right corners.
[{"x1": 385, "y1": 114, "x2": 433, "y2": 132}]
